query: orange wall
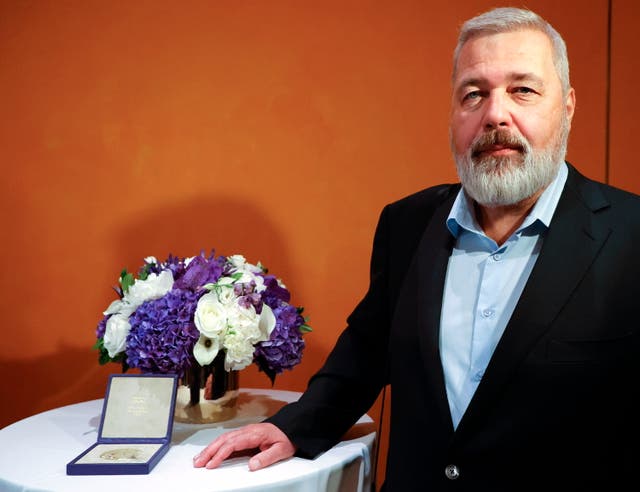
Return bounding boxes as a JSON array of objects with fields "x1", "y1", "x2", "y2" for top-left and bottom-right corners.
[
  {"x1": 610, "y1": 0, "x2": 640, "y2": 191},
  {"x1": 1, "y1": 0, "x2": 638, "y2": 488}
]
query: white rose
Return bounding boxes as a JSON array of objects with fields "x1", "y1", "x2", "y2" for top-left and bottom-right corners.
[
  {"x1": 194, "y1": 292, "x2": 229, "y2": 338},
  {"x1": 144, "y1": 256, "x2": 157, "y2": 265},
  {"x1": 125, "y1": 270, "x2": 174, "y2": 306},
  {"x1": 103, "y1": 314, "x2": 131, "y2": 358}
]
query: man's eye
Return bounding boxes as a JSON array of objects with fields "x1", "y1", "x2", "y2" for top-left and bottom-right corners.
[
  {"x1": 463, "y1": 91, "x2": 481, "y2": 101},
  {"x1": 514, "y1": 87, "x2": 535, "y2": 94}
]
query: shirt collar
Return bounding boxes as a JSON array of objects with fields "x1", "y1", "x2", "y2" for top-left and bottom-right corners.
[{"x1": 446, "y1": 162, "x2": 568, "y2": 238}]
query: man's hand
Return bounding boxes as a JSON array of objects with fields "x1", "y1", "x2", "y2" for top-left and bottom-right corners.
[{"x1": 192, "y1": 423, "x2": 296, "y2": 471}]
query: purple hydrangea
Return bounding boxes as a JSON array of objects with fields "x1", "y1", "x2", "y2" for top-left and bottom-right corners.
[
  {"x1": 96, "y1": 315, "x2": 109, "y2": 339},
  {"x1": 125, "y1": 288, "x2": 202, "y2": 377},
  {"x1": 254, "y1": 303, "x2": 306, "y2": 375}
]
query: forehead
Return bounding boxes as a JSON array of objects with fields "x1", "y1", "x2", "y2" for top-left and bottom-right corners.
[{"x1": 453, "y1": 29, "x2": 558, "y2": 87}]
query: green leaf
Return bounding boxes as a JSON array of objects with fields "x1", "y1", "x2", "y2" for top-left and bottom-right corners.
[
  {"x1": 97, "y1": 342, "x2": 112, "y2": 365},
  {"x1": 299, "y1": 324, "x2": 313, "y2": 333},
  {"x1": 98, "y1": 352, "x2": 111, "y2": 365},
  {"x1": 120, "y1": 270, "x2": 135, "y2": 294},
  {"x1": 94, "y1": 337, "x2": 127, "y2": 367}
]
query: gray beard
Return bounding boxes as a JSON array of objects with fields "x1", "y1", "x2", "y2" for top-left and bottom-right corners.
[{"x1": 453, "y1": 119, "x2": 569, "y2": 207}]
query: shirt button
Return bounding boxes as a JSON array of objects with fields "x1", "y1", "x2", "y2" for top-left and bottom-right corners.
[
  {"x1": 492, "y1": 253, "x2": 501, "y2": 261},
  {"x1": 445, "y1": 464, "x2": 460, "y2": 480},
  {"x1": 482, "y1": 309, "x2": 494, "y2": 318}
]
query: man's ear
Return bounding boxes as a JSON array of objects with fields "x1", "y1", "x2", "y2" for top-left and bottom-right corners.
[{"x1": 565, "y1": 87, "x2": 576, "y2": 124}]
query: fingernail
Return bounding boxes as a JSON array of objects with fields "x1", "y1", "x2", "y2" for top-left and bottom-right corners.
[{"x1": 249, "y1": 457, "x2": 261, "y2": 471}]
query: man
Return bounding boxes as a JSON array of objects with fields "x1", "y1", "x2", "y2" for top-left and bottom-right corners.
[{"x1": 194, "y1": 7, "x2": 639, "y2": 490}]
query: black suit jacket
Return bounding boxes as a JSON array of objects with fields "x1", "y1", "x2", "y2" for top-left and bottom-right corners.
[{"x1": 269, "y1": 163, "x2": 640, "y2": 491}]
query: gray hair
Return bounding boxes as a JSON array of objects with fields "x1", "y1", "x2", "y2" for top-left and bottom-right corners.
[{"x1": 452, "y1": 7, "x2": 571, "y2": 95}]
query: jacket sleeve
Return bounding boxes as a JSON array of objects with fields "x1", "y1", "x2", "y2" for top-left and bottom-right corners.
[{"x1": 266, "y1": 184, "x2": 457, "y2": 458}]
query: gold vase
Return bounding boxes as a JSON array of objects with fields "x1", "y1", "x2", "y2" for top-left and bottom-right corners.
[{"x1": 174, "y1": 352, "x2": 240, "y2": 424}]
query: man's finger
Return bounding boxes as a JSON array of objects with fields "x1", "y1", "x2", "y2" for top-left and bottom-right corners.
[{"x1": 248, "y1": 441, "x2": 296, "y2": 471}]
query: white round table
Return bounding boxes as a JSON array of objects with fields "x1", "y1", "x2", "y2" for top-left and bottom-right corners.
[{"x1": 0, "y1": 388, "x2": 375, "y2": 492}]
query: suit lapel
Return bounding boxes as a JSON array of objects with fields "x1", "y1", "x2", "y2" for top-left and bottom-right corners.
[
  {"x1": 410, "y1": 195, "x2": 457, "y2": 429},
  {"x1": 455, "y1": 166, "x2": 612, "y2": 436}
]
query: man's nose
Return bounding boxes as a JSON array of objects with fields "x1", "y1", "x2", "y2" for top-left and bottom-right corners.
[{"x1": 482, "y1": 92, "x2": 512, "y2": 130}]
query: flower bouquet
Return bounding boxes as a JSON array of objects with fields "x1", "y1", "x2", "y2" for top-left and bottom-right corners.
[{"x1": 94, "y1": 251, "x2": 311, "y2": 389}]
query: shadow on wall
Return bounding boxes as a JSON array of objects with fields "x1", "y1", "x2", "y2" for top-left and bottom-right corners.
[
  {"x1": 0, "y1": 194, "x2": 308, "y2": 429},
  {"x1": 112, "y1": 194, "x2": 296, "y2": 282},
  {"x1": 0, "y1": 347, "x2": 117, "y2": 429}
]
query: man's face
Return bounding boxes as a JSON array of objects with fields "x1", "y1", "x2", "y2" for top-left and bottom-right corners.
[{"x1": 450, "y1": 29, "x2": 576, "y2": 206}]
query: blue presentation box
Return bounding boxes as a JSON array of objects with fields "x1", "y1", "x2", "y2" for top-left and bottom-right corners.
[{"x1": 66, "y1": 373, "x2": 178, "y2": 475}]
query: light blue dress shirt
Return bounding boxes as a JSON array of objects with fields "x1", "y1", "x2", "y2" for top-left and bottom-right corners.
[{"x1": 440, "y1": 163, "x2": 568, "y2": 429}]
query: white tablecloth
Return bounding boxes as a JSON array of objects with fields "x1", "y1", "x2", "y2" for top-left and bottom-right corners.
[{"x1": 0, "y1": 388, "x2": 375, "y2": 492}]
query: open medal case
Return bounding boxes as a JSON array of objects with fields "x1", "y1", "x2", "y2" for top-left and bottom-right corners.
[{"x1": 66, "y1": 373, "x2": 178, "y2": 475}]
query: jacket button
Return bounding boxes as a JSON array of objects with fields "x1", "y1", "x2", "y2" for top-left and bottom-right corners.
[{"x1": 445, "y1": 464, "x2": 460, "y2": 480}]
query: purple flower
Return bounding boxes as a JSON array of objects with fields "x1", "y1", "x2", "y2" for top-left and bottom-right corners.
[
  {"x1": 96, "y1": 250, "x2": 310, "y2": 384},
  {"x1": 144, "y1": 255, "x2": 183, "y2": 277},
  {"x1": 254, "y1": 304, "x2": 306, "y2": 375},
  {"x1": 261, "y1": 275, "x2": 291, "y2": 306},
  {"x1": 174, "y1": 253, "x2": 225, "y2": 290},
  {"x1": 125, "y1": 288, "x2": 202, "y2": 377},
  {"x1": 96, "y1": 315, "x2": 109, "y2": 339}
]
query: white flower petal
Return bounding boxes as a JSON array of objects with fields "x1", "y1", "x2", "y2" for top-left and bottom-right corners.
[
  {"x1": 125, "y1": 270, "x2": 174, "y2": 307},
  {"x1": 217, "y1": 276, "x2": 235, "y2": 286},
  {"x1": 228, "y1": 255, "x2": 246, "y2": 269},
  {"x1": 103, "y1": 299, "x2": 124, "y2": 316},
  {"x1": 223, "y1": 334, "x2": 254, "y2": 371},
  {"x1": 254, "y1": 275, "x2": 266, "y2": 293},
  {"x1": 258, "y1": 304, "x2": 276, "y2": 340},
  {"x1": 194, "y1": 292, "x2": 228, "y2": 338},
  {"x1": 193, "y1": 335, "x2": 220, "y2": 366},
  {"x1": 103, "y1": 314, "x2": 130, "y2": 358}
]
